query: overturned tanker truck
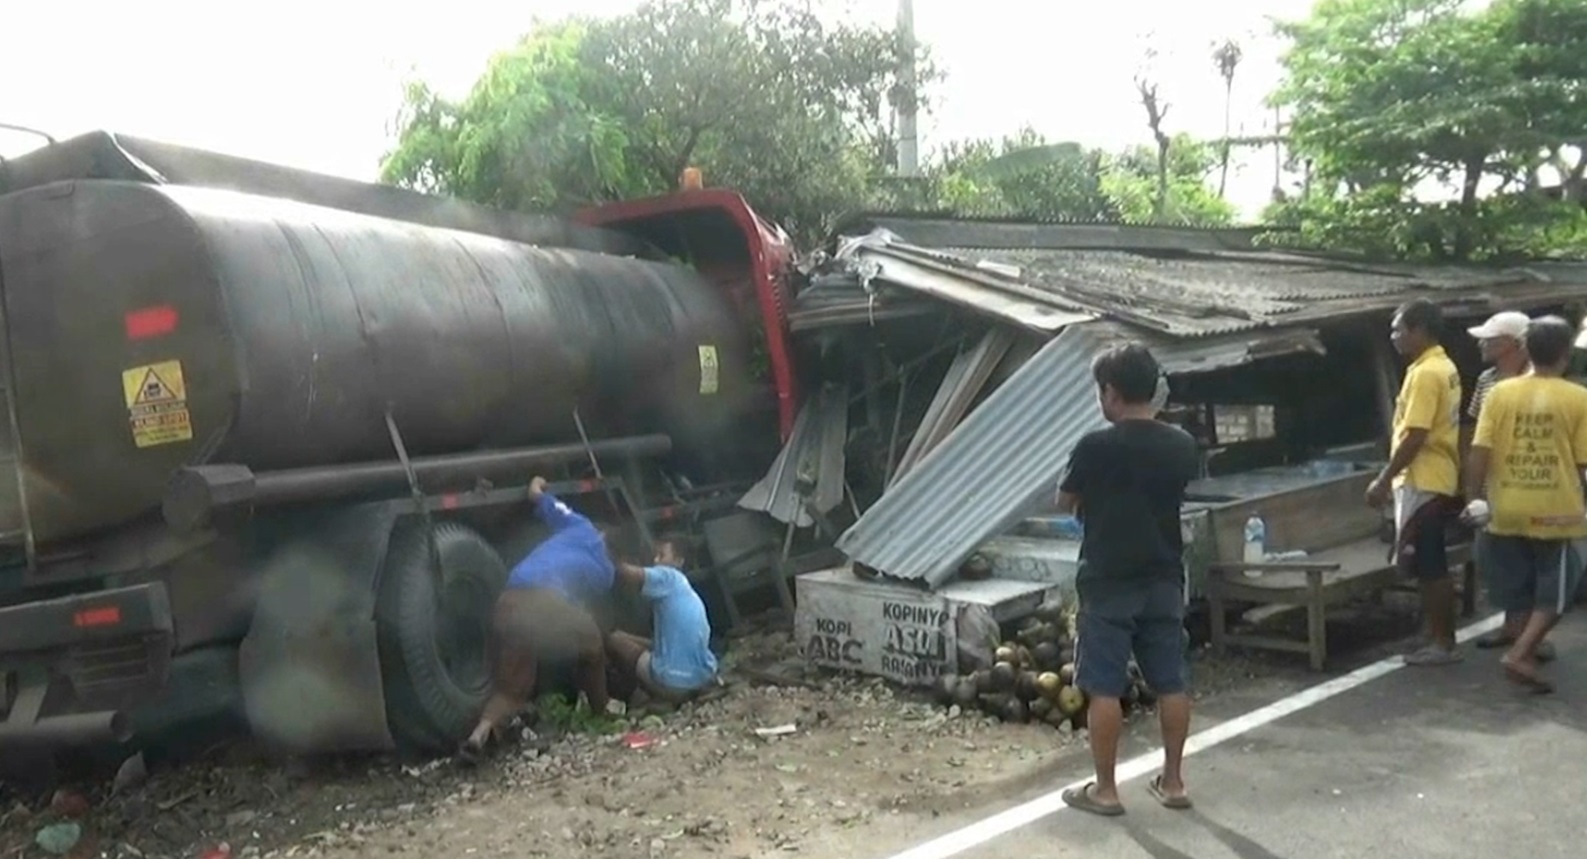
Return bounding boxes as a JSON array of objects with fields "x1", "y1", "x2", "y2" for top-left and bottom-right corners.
[{"x1": 0, "y1": 131, "x2": 801, "y2": 757}]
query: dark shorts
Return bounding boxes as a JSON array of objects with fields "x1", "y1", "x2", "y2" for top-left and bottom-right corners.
[
  {"x1": 1484, "y1": 535, "x2": 1586, "y2": 615},
  {"x1": 1074, "y1": 577, "x2": 1189, "y2": 699},
  {"x1": 1400, "y1": 503, "x2": 1453, "y2": 582}
]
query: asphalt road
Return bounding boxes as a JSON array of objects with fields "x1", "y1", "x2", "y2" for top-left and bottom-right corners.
[{"x1": 857, "y1": 611, "x2": 1585, "y2": 859}]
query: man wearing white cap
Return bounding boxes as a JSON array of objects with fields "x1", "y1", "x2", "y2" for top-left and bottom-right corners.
[
  {"x1": 1462, "y1": 311, "x2": 1555, "y2": 660},
  {"x1": 1463, "y1": 317, "x2": 1587, "y2": 693},
  {"x1": 1467, "y1": 311, "x2": 1531, "y2": 421}
]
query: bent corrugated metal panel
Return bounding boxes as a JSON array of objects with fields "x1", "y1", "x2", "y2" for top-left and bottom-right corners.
[
  {"x1": 836, "y1": 324, "x2": 1111, "y2": 587},
  {"x1": 737, "y1": 382, "x2": 848, "y2": 526}
]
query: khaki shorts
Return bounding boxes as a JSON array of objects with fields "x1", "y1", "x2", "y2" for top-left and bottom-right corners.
[{"x1": 635, "y1": 651, "x2": 693, "y2": 703}]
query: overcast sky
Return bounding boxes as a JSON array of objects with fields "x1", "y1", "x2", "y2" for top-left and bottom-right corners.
[{"x1": 2, "y1": 0, "x2": 1319, "y2": 220}]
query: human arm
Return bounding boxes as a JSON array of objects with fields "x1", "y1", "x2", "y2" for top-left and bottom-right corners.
[
  {"x1": 1466, "y1": 370, "x2": 1493, "y2": 423},
  {"x1": 1055, "y1": 435, "x2": 1097, "y2": 517},
  {"x1": 1572, "y1": 394, "x2": 1587, "y2": 505},
  {"x1": 1368, "y1": 429, "x2": 1428, "y2": 505},
  {"x1": 638, "y1": 566, "x2": 687, "y2": 600},
  {"x1": 1463, "y1": 447, "x2": 1492, "y2": 505},
  {"x1": 1461, "y1": 389, "x2": 1501, "y2": 523},
  {"x1": 532, "y1": 482, "x2": 589, "y2": 533},
  {"x1": 615, "y1": 561, "x2": 649, "y2": 592},
  {"x1": 1368, "y1": 367, "x2": 1440, "y2": 505}
]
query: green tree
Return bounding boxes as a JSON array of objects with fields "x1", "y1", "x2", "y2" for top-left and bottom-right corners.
[
  {"x1": 924, "y1": 128, "x2": 1118, "y2": 220},
  {"x1": 381, "y1": 22, "x2": 640, "y2": 211},
  {"x1": 1268, "y1": 0, "x2": 1587, "y2": 260},
  {"x1": 918, "y1": 129, "x2": 1234, "y2": 226},
  {"x1": 1493, "y1": 0, "x2": 1587, "y2": 200},
  {"x1": 1100, "y1": 135, "x2": 1237, "y2": 225},
  {"x1": 382, "y1": 0, "x2": 935, "y2": 242}
]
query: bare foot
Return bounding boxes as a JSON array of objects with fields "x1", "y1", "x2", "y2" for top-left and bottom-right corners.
[{"x1": 1500, "y1": 656, "x2": 1554, "y2": 694}]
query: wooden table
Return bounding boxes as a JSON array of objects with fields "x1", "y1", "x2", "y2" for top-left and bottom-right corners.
[{"x1": 1207, "y1": 538, "x2": 1474, "y2": 671}]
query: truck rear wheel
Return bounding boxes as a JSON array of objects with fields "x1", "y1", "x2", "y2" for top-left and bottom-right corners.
[{"x1": 374, "y1": 520, "x2": 507, "y2": 753}]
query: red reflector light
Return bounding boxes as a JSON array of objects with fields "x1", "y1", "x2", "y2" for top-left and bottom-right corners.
[
  {"x1": 125, "y1": 305, "x2": 180, "y2": 340},
  {"x1": 440, "y1": 493, "x2": 460, "y2": 510},
  {"x1": 73, "y1": 606, "x2": 122, "y2": 628},
  {"x1": 579, "y1": 480, "x2": 597, "y2": 493}
]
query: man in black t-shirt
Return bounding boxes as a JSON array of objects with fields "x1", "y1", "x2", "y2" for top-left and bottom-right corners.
[{"x1": 1056, "y1": 341, "x2": 1200, "y2": 817}]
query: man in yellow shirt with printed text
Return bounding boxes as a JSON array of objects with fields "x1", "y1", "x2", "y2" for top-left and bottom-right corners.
[
  {"x1": 1464, "y1": 316, "x2": 1587, "y2": 694},
  {"x1": 1366, "y1": 300, "x2": 1464, "y2": 666}
]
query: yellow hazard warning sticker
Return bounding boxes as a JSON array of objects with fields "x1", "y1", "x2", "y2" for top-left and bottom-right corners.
[
  {"x1": 697, "y1": 345, "x2": 719, "y2": 396},
  {"x1": 120, "y1": 360, "x2": 193, "y2": 448}
]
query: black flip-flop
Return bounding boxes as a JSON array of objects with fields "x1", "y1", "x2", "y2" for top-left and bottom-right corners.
[
  {"x1": 1061, "y1": 781, "x2": 1125, "y2": 817},
  {"x1": 1478, "y1": 635, "x2": 1558, "y2": 661},
  {"x1": 1475, "y1": 631, "x2": 1513, "y2": 650},
  {"x1": 1146, "y1": 775, "x2": 1192, "y2": 810}
]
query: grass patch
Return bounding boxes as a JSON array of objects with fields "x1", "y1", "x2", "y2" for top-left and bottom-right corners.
[{"x1": 534, "y1": 694, "x2": 625, "y2": 735}]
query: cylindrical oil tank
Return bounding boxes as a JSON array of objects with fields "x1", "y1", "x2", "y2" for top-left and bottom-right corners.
[{"x1": 0, "y1": 181, "x2": 757, "y2": 544}]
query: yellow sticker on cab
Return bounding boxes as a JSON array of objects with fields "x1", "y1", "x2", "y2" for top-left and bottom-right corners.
[
  {"x1": 698, "y1": 345, "x2": 719, "y2": 396},
  {"x1": 121, "y1": 360, "x2": 193, "y2": 448}
]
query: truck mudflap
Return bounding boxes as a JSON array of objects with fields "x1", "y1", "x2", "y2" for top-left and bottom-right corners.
[
  {"x1": 0, "y1": 582, "x2": 174, "y2": 750},
  {"x1": 239, "y1": 505, "x2": 399, "y2": 754}
]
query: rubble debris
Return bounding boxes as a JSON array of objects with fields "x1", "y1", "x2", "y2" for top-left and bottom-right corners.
[
  {"x1": 112, "y1": 753, "x2": 148, "y2": 795},
  {"x1": 0, "y1": 613, "x2": 1261, "y2": 859},
  {"x1": 34, "y1": 821, "x2": 82, "y2": 855}
]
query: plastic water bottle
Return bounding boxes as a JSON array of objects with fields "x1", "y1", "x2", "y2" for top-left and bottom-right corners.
[{"x1": 1242, "y1": 515, "x2": 1267, "y2": 565}]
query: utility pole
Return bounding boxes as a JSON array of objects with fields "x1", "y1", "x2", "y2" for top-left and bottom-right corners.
[
  {"x1": 895, "y1": 0, "x2": 919, "y2": 177},
  {"x1": 1272, "y1": 105, "x2": 1284, "y2": 200}
]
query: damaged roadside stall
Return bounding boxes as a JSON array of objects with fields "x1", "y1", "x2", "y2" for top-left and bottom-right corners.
[{"x1": 742, "y1": 214, "x2": 1587, "y2": 722}]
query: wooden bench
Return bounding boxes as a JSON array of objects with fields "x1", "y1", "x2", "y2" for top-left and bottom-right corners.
[{"x1": 1206, "y1": 538, "x2": 1476, "y2": 671}]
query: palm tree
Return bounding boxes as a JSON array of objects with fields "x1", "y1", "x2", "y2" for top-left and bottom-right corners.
[{"x1": 1211, "y1": 38, "x2": 1243, "y2": 199}]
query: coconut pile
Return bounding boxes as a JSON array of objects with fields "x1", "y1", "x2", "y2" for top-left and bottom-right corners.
[{"x1": 929, "y1": 603, "x2": 1159, "y2": 730}]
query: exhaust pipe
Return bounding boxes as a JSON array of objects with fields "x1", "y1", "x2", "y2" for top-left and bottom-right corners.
[{"x1": 0, "y1": 710, "x2": 131, "y2": 749}]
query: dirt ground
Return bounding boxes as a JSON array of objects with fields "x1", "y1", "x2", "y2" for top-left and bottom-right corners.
[{"x1": 0, "y1": 602, "x2": 1410, "y2": 859}]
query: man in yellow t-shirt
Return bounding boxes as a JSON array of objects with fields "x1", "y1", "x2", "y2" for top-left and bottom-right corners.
[
  {"x1": 1367, "y1": 300, "x2": 1463, "y2": 666},
  {"x1": 1465, "y1": 316, "x2": 1587, "y2": 694}
]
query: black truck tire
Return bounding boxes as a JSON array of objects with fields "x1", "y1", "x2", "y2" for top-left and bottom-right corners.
[{"x1": 375, "y1": 520, "x2": 508, "y2": 753}]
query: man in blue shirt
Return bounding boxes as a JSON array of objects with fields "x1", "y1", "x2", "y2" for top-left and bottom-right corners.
[
  {"x1": 606, "y1": 538, "x2": 719, "y2": 703},
  {"x1": 461, "y1": 476, "x2": 617, "y2": 762}
]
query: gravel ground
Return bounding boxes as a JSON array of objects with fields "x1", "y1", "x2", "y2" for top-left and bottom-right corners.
[{"x1": 0, "y1": 605, "x2": 1373, "y2": 859}]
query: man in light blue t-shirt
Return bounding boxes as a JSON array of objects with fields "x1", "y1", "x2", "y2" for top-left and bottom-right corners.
[{"x1": 607, "y1": 538, "x2": 719, "y2": 702}]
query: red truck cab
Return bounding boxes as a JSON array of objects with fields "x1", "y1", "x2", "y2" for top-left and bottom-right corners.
[{"x1": 575, "y1": 187, "x2": 803, "y2": 442}]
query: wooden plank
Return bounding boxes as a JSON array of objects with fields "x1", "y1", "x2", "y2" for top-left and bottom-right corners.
[
  {"x1": 1203, "y1": 471, "x2": 1381, "y2": 562},
  {"x1": 1216, "y1": 632, "x2": 1312, "y2": 654}
]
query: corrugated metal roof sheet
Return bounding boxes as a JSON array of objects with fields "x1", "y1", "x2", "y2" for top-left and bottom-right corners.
[
  {"x1": 854, "y1": 246, "x2": 1097, "y2": 332},
  {"x1": 808, "y1": 228, "x2": 1587, "y2": 340},
  {"x1": 805, "y1": 230, "x2": 1097, "y2": 333},
  {"x1": 881, "y1": 243, "x2": 1587, "y2": 338},
  {"x1": 832, "y1": 213, "x2": 1276, "y2": 253},
  {"x1": 835, "y1": 324, "x2": 1111, "y2": 587},
  {"x1": 833, "y1": 319, "x2": 1334, "y2": 587},
  {"x1": 737, "y1": 382, "x2": 848, "y2": 527}
]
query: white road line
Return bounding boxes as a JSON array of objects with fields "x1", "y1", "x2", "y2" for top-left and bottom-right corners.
[{"x1": 881, "y1": 612, "x2": 1506, "y2": 859}]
